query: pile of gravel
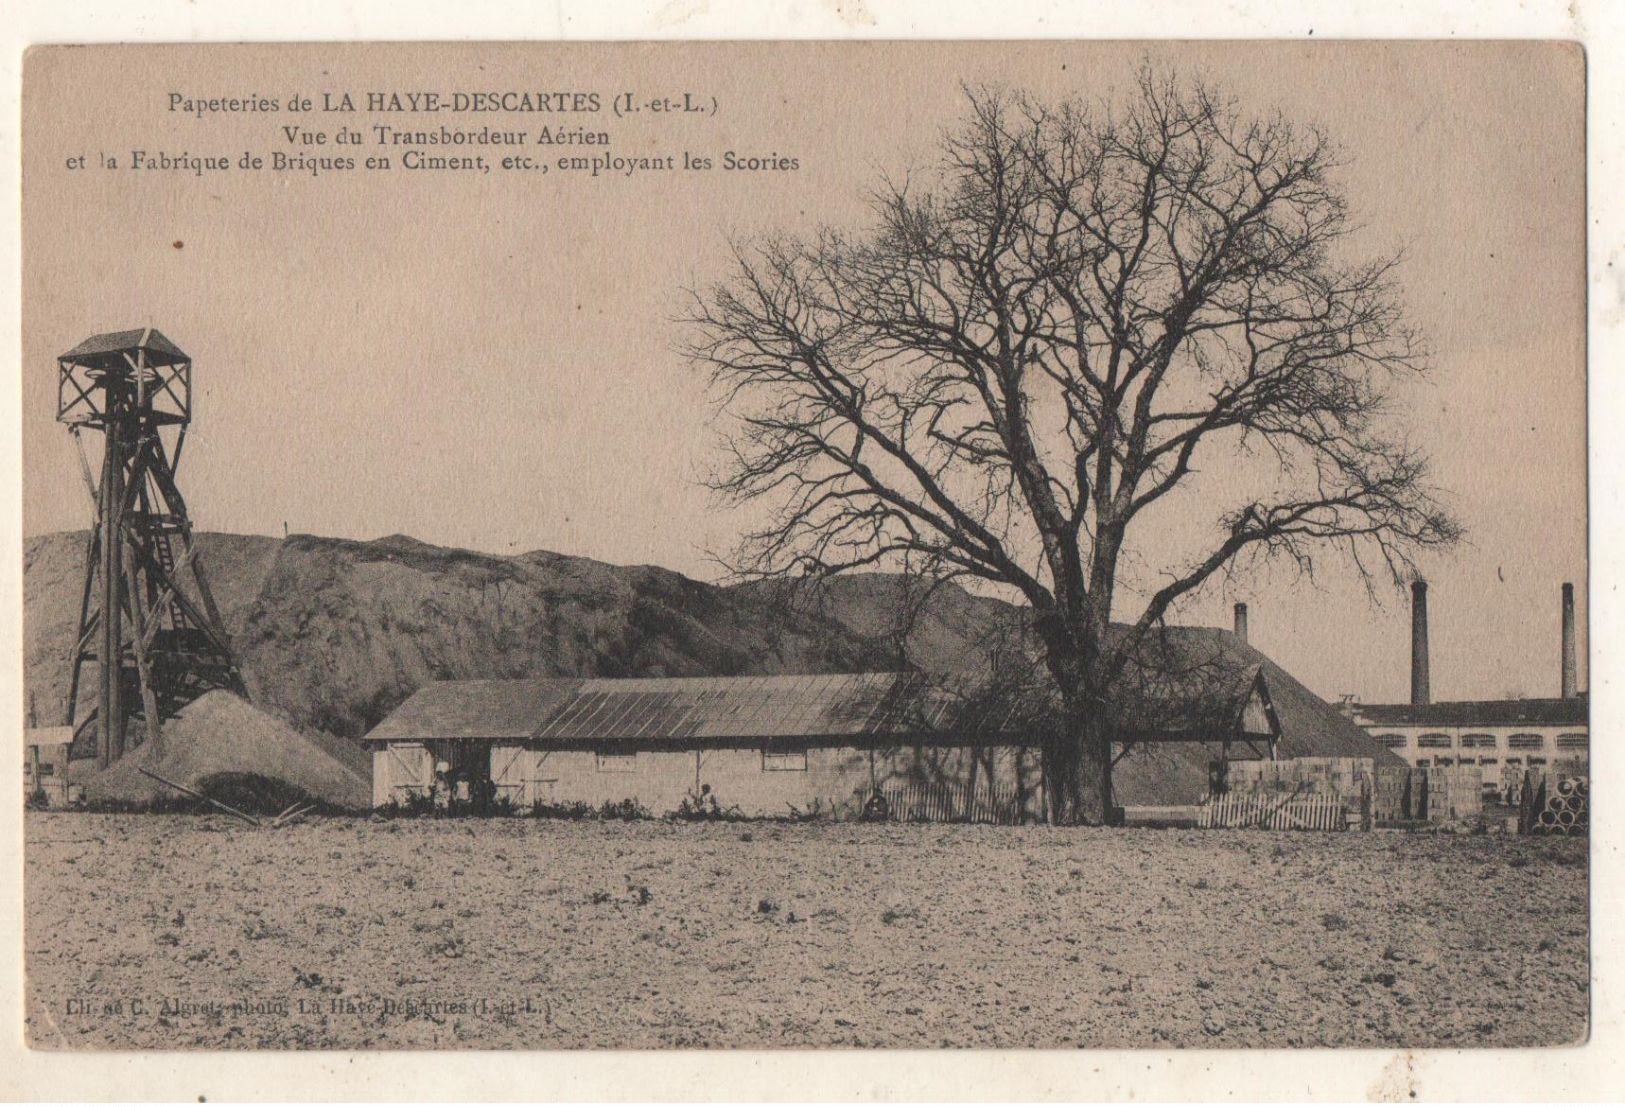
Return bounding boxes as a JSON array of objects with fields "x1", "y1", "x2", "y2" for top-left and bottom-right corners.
[{"x1": 83, "y1": 691, "x2": 369, "y2": 809}]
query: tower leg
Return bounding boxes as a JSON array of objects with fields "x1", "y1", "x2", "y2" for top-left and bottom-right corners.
[
  {"x1": 65, "y1": 526, "x2": 99, "y2": 728},
  {"x1": 98, "y1": 415, "x2": 123, "y2": 769},
  {"x1": 122, "y1": 535, "x2": 164, "y2": 757}
]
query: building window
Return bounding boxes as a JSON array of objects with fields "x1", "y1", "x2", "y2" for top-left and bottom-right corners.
[
  {"x1": 1556, "y1": 733, "x2": 1588, "y2": 751},
  {"x1": 1461, "y1": 734, "x2": 1495, "y2": 749},
  {"x1": 1527, "y1": 756, "x2": 1548, "y2": 767},
  {"x1": 1375, "y1": 735, "x2": 1407, "y2": 749},
  {"x1": 762, "y1": 745, "x2": 808, "y2": 772},
  {"x1": 1479, "y1": 757, "x2": 1499, "y2": 766},
  {"x1": 1507, "y1": 734, "x2": 1545, "y2": 751},
  {"x1": 1434, "y1": 757, "x2": 1453, "y2": 767},
  {"x1": 38, "y1": 764, "x2": 55, "y2": 777},
  {"x1": 595, "y1": 751, "x2": 637, "y2": 773},
  {"x1": 1413, "y1": 758, "x2": 1430, "y2": 767},
  {"x1": 1504, "y1": 757, "x2": 1522, "y2": 767},
  {"x1": 1417, "y1": 733, "x2": 1452, "y2": 749}
]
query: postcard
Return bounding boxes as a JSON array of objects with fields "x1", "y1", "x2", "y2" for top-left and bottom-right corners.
[{"x1": 18, "y1": 40, "x2": 1588, "y2": 1061}]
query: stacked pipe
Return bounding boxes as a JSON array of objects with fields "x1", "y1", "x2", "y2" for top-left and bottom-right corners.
[{"x1": 1528, "y1": 775, "x2": 1589, "y2": 837}]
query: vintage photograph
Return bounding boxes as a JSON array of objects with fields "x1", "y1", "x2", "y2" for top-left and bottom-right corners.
[{"x1": 18, "y1": 41, "x2": 1587, "y2": 1051}]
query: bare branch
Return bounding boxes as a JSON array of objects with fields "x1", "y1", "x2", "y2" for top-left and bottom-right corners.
[{"x1": 678, "y1": 65, "x2": 1461, "y2": 824}]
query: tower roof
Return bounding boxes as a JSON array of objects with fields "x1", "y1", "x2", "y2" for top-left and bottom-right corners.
[{"x1": 60, "y1": 328, "x2": 189, "y2": 369}]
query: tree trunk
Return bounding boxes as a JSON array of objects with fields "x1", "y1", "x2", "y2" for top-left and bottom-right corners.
[
  {"x1": 1037, "y1": 611, "x2": 1116, "y2": 826},
  {"x1": 1046, "y1": 691, "x2": 1114, "y2": 825}
]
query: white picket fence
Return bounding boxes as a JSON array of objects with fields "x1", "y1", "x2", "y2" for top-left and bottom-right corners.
[
  {"x1": 1198, "y1": 791, "x2": 1348, "y2": 831},
  {"x1": 883, "y1": 782, "x2": 1026, "y2": 824}
]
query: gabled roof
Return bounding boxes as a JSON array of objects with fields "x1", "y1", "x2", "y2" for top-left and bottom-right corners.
[
  {"x1": 363, "y1": 679, "x2": 582, "y2": 742},
  {"x1": 920, "y1": 649, "x2": 1281, "y2": 747},
  {"x1": 530, "y1": 672, "x2": 939, "y2": 742},
  {"x1": 362, "y1": 658, "x2": 1327, "y2": 752},
  {"x1": 363, "y1": 673, "x2": 948, "y2": 746},
  {"x1": 1114, "y1": 625, "x2": 1403, "y2": 762},
  {"x1": 60, "y1": 328, "x2": 189, "y2": 369},
  {"x1": 1107, "y1": 631, "x2": 1276, "y2": 742},
  {"x1": 1356, "y1": 696, "x2": 1588, "y2": 729},
  {"x1": 761, "y1": 574, "x2": 1402, "y2": 765}
]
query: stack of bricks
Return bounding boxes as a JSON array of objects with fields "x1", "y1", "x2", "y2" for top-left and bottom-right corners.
[
  {"x1": 1369, "y1": 764, "x2": 1483, "y2": 824},
  {"x1": 1371, "y1": 765, "x2": 1416, "y2": 823},
  {"x1": 1226, "y1": 757, "x2": 1374, "y2": 795},
  {"x1": 1220, "y1": 758, "x2": 1484, "y2": 828},
  {"x1": 1494, "y1": 760, "x2": 1587, "y2": 803},
  {"x1": 1424, "y1": 763, "x2": 1484, "y2": 821}
]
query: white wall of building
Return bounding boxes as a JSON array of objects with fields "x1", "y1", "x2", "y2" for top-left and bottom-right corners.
[{"x1": 1353, "y1": 719, "x2": 1587, "y2": 770}]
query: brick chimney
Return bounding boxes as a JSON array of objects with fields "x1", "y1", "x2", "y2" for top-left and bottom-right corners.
[
  {"x1": 1410, "y1": 580, "x2": 1430, "y2": 707},
  {"x1": 1561, "y1": 582, "x2": 1578, "y2": 699},
  {"x1": 1233, "y1": 602, "x2": 1249, "y2": 644}
]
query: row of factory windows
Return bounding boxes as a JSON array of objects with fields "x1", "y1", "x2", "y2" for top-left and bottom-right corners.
[
  {"x1": 596, "y1": 748, "x2": 810, "y2": 773},
  {"x1": 1412, "y1": 756, "x2": 1550, "y2": 768},
  {"x1": 1374, "y1": 733, "x2": 1587, "y2": 752}
]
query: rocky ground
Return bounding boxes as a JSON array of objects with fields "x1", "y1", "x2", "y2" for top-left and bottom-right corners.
[{"x1": 24, "y1": 813, "x2": 1588, "y2": 1049}]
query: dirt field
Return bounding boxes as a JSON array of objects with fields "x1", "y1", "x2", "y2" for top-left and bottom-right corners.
[{"x1": 24, "y1": 813, "x2": 1588, "y2": 1049}]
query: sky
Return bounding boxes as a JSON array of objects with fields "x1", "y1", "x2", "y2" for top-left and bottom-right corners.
[{"x1": 20, "y1": 41, "x2": 1586, "y2": 706}]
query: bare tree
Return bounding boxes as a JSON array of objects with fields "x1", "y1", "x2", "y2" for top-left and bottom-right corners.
[{"x1": 681, "y1": 68, "x2": 1460, "y2": 824}]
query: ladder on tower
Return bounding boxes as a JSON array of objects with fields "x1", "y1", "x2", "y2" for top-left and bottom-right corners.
[{"x1": 150, "y1": 529, "x2": 186, "y2": 630}]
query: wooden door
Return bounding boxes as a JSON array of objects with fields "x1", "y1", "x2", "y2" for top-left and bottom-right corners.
[{"x1": 385, "y1": 742, "x2": 434, "y2": 804}]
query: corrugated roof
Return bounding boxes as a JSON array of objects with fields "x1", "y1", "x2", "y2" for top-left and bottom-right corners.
[
  {"x1": 362, "y1": 673, "x2": 959, "y2": 746},
  {"x1": 60, "y1": 328, "x2": 189, "y2": 368},
  {"x1": 532, "y1": 672, "x2": 944, "y2": 741},
  {"x1": 363, "y1": 661, "x2": 1304, "y2": 751},
  {"x1": 1356, "y1": 696, "x2": 1588, "y2": 728},
  {"x1": 363, "y1": 679, "x2": 582, "y2": 742}
]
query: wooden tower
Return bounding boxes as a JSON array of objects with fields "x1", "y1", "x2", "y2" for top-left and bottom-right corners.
[{"x1": 56, "y1": 328, "x2": 244, "y2": 769}]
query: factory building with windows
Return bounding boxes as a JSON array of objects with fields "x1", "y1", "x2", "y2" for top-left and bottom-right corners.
[{"x1": 1350, "y1": 582, "x2": 1588, "y2": 772}]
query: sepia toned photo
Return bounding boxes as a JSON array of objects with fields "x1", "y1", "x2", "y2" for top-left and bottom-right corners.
[{"x1": 18, "y1": 40, "x2": 1587, "y2": 1053}]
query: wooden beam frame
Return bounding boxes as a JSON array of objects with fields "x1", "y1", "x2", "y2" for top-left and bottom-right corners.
[{"x1": 60, "y1": 334, "x2": 242, "y2": 767}]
